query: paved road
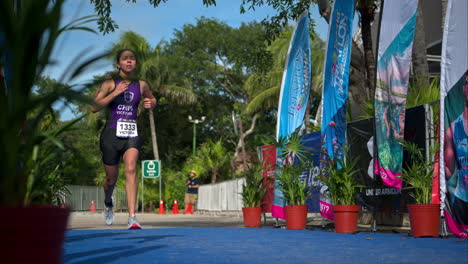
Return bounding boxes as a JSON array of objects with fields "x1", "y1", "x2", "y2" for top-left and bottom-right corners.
[{"x1": 68, "y1": 211, "x2": 278, "y2": 230}]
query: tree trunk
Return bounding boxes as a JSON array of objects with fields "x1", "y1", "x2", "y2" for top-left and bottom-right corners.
[
  {"x1": 149, "y1": 109, "x2": 159, "y2": 160},
  {"x1": 317, "y1": 0, "x2": 332, "y2": 23},
  {"x1": 411, "y1": 0, "x2": 429, "y2": 87},
  {"x1": 211, "y1": 169, "x2": 217, "y2": 184},
  {"x1": 441, "y1": 0, "x2": 447, "y2": 30},
  {"x1": 358, "y1": 4, "x2": 376, "y2": 100},
  {"x1": 237, "y1": 118, "x2": 248, "y2": 171},
  {"x1": 231, "y1": 114, "x2": 259, "y2": 178}
]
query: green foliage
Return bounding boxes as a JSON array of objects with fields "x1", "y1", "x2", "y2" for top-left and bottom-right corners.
[
  {"x1": 319, "y1": 149, "x2": 363, "y2": 205},
  {"x1": 240, "y1": 165, "x2": 269, "y2": 207},
  {"x1": 407, "y1": 76, "x2": 440, "y2": 108},
  {"x1": 273, "y1": 132, "x2": 312, "y2": 206},
  {"x1": 0, "y1": 0, "x2": 105, "y2": 206},
  {"x1": 183, "y1": 140, "x2": 231, "y2": 183},
  {"x1": 401, "y1": 141, "x2": 436, "y2": 204},
  {"x1": 162, "y1": 169, "x2": 188, "y2": 207},
  {"x1": 277, "y1": 162, "x2": 311, "y2": 206}
]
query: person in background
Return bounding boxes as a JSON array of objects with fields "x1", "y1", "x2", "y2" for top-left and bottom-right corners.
[
  {"x1": 92, "y1": 49, "x2": 157, "y2": 229},
  {"x1": 184, "y1": 170, "x2": 200, "y2": 214}
]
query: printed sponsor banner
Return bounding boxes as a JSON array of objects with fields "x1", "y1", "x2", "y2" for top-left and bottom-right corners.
[
  {"x1": 440, "y1": 0, "x2": 468, "y2": 239},
  {"x1": 300, "y1": 132, "x2": 322, "y2": 212},
  {"x1": 348, "y1": 106, "x2": 426, "y2": 218},
  {"x1": 319, "y1": 0, "x2": 355, "y2": 220},
  {"x1": 273, "y1": 10, "x2": 311, "y2": 219},
  {"x1": 373, "y1": 0, "x2": 418, "y2": 189}
]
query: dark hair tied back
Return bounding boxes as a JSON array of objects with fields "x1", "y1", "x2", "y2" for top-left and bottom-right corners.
[{"x1": 115, "y1": 49, "x2": 137, "y2": 64}]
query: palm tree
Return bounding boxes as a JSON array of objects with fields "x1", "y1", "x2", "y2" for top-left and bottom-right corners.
[{"x1": 196, "y1": 140, "x2": 231, "y2": 184}]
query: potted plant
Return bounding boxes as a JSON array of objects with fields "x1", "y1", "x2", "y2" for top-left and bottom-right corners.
[
  {"x1": 240, "y1": 165, "x2": 269, "y2": 227},
  {"x1": 319, "y1": 148, "x2": 363, "y2": 233},
  {"x1": 0, "y1": 1, "x2": 103, "y2": 263},
  {"x1": 275, "y1": 133, "x2": 312, "y2": 230},
  {"x1": 401, "y1": 141, "x2": 440, "y2": 238}
]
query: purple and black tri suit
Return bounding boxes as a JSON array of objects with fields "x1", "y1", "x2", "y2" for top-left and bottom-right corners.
[{"x1": 100, "y1": 80, "x2": 141, "y2": 166}]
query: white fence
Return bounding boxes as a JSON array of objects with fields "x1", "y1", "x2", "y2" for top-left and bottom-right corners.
[{"x1": 197, "y1": 178, "x2": 245, "y2": 211}]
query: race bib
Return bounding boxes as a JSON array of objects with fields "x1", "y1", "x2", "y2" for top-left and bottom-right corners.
[{"x1": 116, "y1": 119, "x2": 138, "y2": 138}]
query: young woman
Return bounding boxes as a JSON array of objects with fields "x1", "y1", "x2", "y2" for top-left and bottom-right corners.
[{"x1": 92, "y1": 49, "x2": 156, "y2": 229}]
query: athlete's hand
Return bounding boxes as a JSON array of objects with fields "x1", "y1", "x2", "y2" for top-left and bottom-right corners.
[
  {"x1": 143, "y1": 98, "x2": 156, "y2": 109},
  {"x1": 113, "y1": 81, "x2": 128, "y2": 96}
]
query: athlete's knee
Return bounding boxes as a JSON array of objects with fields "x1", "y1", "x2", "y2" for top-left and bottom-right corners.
[
  {"x1": 125, "y1": 165, "x2": 137, "y2": 176},
  {"x1": 105, "y1": 177, "x2": 117, "y2": 186}
]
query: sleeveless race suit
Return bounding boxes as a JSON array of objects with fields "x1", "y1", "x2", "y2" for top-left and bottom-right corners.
[{"x1": 99, "y1": 80, "x2": 141, "y2": 166}]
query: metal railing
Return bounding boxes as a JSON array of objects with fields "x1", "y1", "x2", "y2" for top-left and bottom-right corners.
[{"x1": 65, "y1": 185, "x2": 128, "y2": 211}]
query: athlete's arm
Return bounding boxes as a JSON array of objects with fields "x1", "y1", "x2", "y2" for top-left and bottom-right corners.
[
  {"x1": 444, "y1": 125, "x2": 455, "y2": 180},
  {"x1": 92, "y1": 79, "x2": 128, "y2": 113},
  {"x1": 140, "y1": 80, "x2": 156, "y2": 109}
]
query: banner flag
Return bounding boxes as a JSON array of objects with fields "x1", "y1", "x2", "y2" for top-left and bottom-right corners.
[
  {"x1": 273, "y1": 10, "x2": 311, "y2": 219},
  {"x1": 261, "y1": 145, "x2": 276, "y2": 213},
  {"x1": 319, "y1": 0, "x2": 355, "y2": 220},
  {"x1": 440, "y1": 0, "x2": 468, "y2": 238},
  {"x1": 373, "y1": 0, "x2": 418, "y2": 189}
]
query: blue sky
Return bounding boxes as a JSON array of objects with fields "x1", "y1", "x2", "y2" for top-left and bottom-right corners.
[{"x1": 45, "y1": 0, "x2": 329, "y2": 120}]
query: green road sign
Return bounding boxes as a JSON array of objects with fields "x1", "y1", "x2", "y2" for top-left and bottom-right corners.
[{"x1": 142, "y1": 160, "x2": 161, "y2": 178}]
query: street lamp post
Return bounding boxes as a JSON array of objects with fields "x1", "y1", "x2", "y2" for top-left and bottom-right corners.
[{"x1": 188, "y1": 115, "x2": 206, "y2": 155}]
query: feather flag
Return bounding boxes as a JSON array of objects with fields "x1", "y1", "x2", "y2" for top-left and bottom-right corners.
[
  {"x1": 319, "y1": 0, "x2": 355, "y2": 220},
  {"x1": 273, "y1": 10, "x2": 311, "y2": 219},
  {"x1": 374, "y1": 0, "x2": 418, "y2": 189},
  {"x1": 439, "y1": 0, "x2": 468, "y2": 239}
]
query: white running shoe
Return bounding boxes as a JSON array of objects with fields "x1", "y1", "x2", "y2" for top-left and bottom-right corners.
[
  {"x1": 128, "y1": 216, "x2": 142, "y2": 230},
  {"x1": 104, "y1": 207, "x2": 114, "y2": 225}
]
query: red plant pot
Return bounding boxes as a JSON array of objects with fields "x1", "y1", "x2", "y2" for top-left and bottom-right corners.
[
  {"x1": 333, "y1": 205, "x2": 360, "y2": 233},
  {"x1": 0, "y1": 205, "x2": 70, "y2": 264},
  {"x1": 242, "y1": 207, "x2": 262, "y2": 227},
  {"x1": 407, "y1": 204, "x2": 440, "y2": 238},
  {"x1": 285, "y1": 205, "x2": 308, "y2": 230}
]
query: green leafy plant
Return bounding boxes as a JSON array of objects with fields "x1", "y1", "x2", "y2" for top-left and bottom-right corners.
[
  {"x1": 401, "y1": 141, "x2": 436, "y2": 204},
  {"x1": 319, "y1": 148, "x2": 363, "y2": 205},
  {"x1": 273, "y1": 132, "x2": 312, "y2": 206},
  {"x1": 241, "y1": 165, "x2": 269, "y2": 208},
  {"x1": 277, "y1": 162, "x2": 311, "y2": 206},
  {"x1": 0, "y1": 0, "x2": 105, "y2": 206}
]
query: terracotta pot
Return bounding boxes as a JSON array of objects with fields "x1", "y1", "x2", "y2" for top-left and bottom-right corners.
[
  {"x1": 407, "y1": 204, "x2": 440, "y2": 237},
  {"x1": 0, "y1": 205, "x2": 70, "y2": 264},
  {"x1": 333, "y1": 205, "x2": 360, "y2": 233},
  {"x1": 285, "y1": 205, "x2": 308, "y2": 230},
  {"x1": 242, "y1": 207, "x2": 262, "y2": 227}
]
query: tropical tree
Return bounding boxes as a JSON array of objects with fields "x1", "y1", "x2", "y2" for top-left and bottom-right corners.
[{"x1": 186, "y1": 140, "x2": 231, "y2": 184}]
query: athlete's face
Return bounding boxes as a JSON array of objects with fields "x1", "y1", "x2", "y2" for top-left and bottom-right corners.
[{"x1": 117, "y1": 50, "x2": 137, "y2": 73}]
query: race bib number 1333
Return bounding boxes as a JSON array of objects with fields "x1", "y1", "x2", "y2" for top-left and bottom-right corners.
[{"x1": 116, "y1": 119, "x2": 138, "y2": 138}]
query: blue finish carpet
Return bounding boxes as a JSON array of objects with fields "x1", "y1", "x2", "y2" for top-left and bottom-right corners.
[{"x1": 64, "y1": 228, "x2": 467, "y2": 264}]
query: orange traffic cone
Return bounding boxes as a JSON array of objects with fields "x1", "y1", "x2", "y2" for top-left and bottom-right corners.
[
  {"x1": 158, "y1": 200, "x2": 165, "y2": 214},
  {"x1": 183, "y1": 203, "x2": 194, "y2": 214},
  {"x1": 90, "y1": 200, "x2": 96, "y2": 212},
  {"x1": 172, "y1": 200, "x2": 179, "y2": 214}
]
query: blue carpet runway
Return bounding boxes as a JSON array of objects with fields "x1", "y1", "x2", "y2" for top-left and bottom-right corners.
[{"x1": 64, "y1": 228, "x2": 467, "y2": 264}]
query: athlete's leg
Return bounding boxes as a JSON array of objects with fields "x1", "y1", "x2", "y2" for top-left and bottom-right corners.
[
  {"x1": 103, "y1": 164, "x2": 119, "y2": 207},
  {"x1": 123, "y1": 148, "x2": 139, "y2": 217}
]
